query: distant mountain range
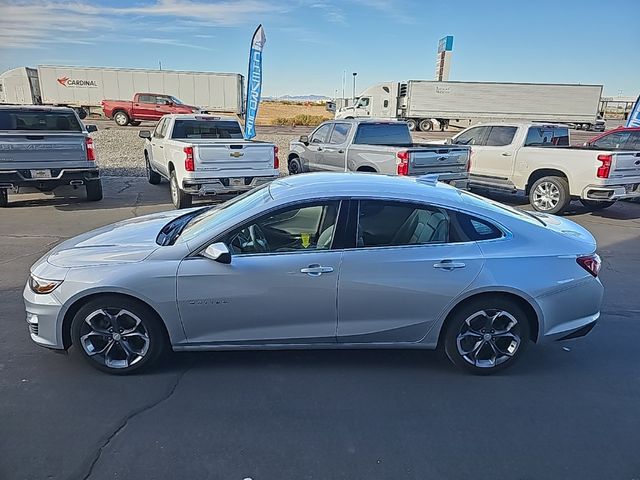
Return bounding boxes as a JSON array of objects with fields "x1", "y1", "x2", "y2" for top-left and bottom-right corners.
[{"x1": 263, "y1": 95, "x2": 330, "y2": 102}]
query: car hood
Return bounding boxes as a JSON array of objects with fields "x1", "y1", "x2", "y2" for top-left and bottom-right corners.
[{"x1": 46, "y1": 209, "x2": 190, "y2": 268}]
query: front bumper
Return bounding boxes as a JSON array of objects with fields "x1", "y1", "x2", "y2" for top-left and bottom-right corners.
[
  {"x1": 182, "y1": 175, "x2": 279, "y2": 196},
  {"x1": 582, "y1": 182, "x2": 640, "y2": 201},
  {"x1": 0, "y1": 168, "x2": 100, "y2": 191},
  {"x1": 23, "y1": 284, "x2": 65, "y2": 350}
]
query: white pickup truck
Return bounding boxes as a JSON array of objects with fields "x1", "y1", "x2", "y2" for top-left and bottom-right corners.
[
  {"x1": 140, "y1": 114, "x2": 279, "y2": 208},
  {"x1": 447, "y1": 122, "x2": 640, "y2": 214}
]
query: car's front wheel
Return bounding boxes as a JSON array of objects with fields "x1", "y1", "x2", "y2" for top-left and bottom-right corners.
[
  {"x1": 288, "y1": 156, "x2": 303, "y2": 175},
  {"x1": 71, "y1": 295, "x2": 167, "y2": 374},
  {"x1": 444, "y1": 297, "x2": 531, "y2": 375}
]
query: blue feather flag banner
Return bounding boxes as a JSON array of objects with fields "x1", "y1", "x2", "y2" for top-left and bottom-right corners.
[
  {"x1": 244, "y1": 25, "x2": 266, "y2": 140},
  {"x1": 626, "y1": 95, "x2": 640, "y2": 128}
]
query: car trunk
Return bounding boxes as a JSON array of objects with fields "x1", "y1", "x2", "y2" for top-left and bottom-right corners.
[
  {"x1": 407, "y1": 146, "x2": 469, "y2": 176},
  {"x1": 193, "y1": 141, "x2": 274, "y2": 172},
  {"x1": 610, "y1": 151, "x2": 640, "y2": 179},
  {"x1": 0, "y1": 133, "x2": 89, "y2": 170}
]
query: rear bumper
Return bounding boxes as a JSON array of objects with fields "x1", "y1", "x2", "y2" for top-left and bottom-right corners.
[
  {"x1": 182, "y1": 175, "x2": 278, "y2": 196},
  {"x1": 0, "y1": 168, "x2": 100, "y2": 191},
  {"x1": 582, "y1": 182, "x2": 640, "y2": 201}
]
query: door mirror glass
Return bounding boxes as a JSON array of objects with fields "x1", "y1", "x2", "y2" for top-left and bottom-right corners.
[
  {"x1": 299, "y1": 135, "x2": 309, "y2": 144},
  {"x1": 85, "y1": 124, "x2": 98, "y2": 133},
  {"x1": 202, "y1": 242, "x2": 231, "y2": 264},
  {"x1": 138, "y1": 130, "x2": 151, "y2": 139}
]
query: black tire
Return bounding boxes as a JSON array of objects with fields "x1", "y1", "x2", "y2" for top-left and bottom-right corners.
[
  {"x1": 406, "y1": 119, "x2": 417, "y2": 131},
  {"x1": 86, "y1": 179, "x2": 103, "y2": 201},
  {"x1": 443, "y1": 297, "x2": 531, "y2": 375},
  {"x1": 113, "y1": 111, "x2": 130, "y2": 126},
  {"x1": 580, "y1": 199, "x2": 616, "y2": 210},
  {"x1": 529, "y1": 176, "x2": 571, "y2": 214},
  {"x1": 130, "y1": 121, "x2": 141, "y2": 126},
  {"x1": 145, "y1": 153, "x2": 162, "y2": 185},
  {"x1": 0, "y1": 188, "x2": 8, "y2": 207},
  {"x1": 418, "y1": 119, "x2": 433, "y2": 131},
  {"x1": 288, "y1": 156, "x2": 303, "y2": 175},
  {"x1": 170, "y1": 170, "x2": 192, "y2": 209},
  {"x1": 71, "y1": 295, "x2": 167, "y2": 375}
]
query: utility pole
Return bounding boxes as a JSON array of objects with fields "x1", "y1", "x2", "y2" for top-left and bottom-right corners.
[
  {"x1": 158, "y1": 60, "x2": 162, "y2": 71},
  {"x1": 352, "y1": 72, "x2": 357, "y2": 103},
  {"x1": 341, "y1": 70, "x2": 346, "y2": 101}
]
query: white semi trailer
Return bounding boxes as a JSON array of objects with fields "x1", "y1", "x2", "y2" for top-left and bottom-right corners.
[
  {"x1": 335, "y1": 80, "x2": 603, "y2": 131},
  {"x1": 0, "y1": 65, "x2": 245, "y2": 118}
]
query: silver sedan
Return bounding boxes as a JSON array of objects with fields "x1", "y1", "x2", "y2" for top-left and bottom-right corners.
[{"x1": 24, "y1": 173, "x2": 603, "y2": 375}]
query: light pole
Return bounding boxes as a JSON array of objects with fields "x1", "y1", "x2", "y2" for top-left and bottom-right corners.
[{"x1": 352, "y1": 72, "x2": 357, "y2": 104}]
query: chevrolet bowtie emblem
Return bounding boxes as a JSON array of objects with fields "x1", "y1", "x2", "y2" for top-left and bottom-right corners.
[{"x1": 230, "y1": 152, "x2": 244, "y2": 158}]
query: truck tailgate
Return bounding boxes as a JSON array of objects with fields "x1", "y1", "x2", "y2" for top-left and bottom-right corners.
[
  {"x1": 0, "y1": 134, "x2": 89, "y2": 170},
  {"x1": 408, "y1": 146, "x2": 469, "y2": 175},
  {"x1": 195, "y1": 142, "x2": 274, "y2": 172},
  {"x1": 610, "y1": 151, "x2": 640, "y2": 179}
]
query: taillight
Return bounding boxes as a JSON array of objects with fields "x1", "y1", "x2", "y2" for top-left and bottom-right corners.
[
  {"x1": 396, "y1": 150, "x2": 409, "y2": 176},
  {"x1": 577, "y1": 254, "x2": 601, "y2": 277},
  {"x1": 184, "y1": 146, "x2": 194, "y2": 172},
  {"x1": 274, "y1": 145, "x2": 279, "y2": 169},
  {"x1": 85, "y1": 137, "x2": 96, "y2": 161},
  {"x1": 596, "y1": 154, "x2": 611, "y2": 178}
]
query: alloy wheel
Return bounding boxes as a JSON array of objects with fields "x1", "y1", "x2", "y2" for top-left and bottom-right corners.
[
  {"x1": 532, "y1": 181, "x2": 560, "y2": 211},
  {"x1": 456, "y1": 309, "x2": 522, "y2": 368},
  {"x1": 79, "y1": 308, "x2": 150, "y2": 369}
]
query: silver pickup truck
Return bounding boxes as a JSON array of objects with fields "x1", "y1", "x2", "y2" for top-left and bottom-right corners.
[
  {"x1": 288, "y1": 119, "x2": 470, "y2": 186},
  {"x1": 0, "y1": 106, "x2": 101, "y2": 207}
]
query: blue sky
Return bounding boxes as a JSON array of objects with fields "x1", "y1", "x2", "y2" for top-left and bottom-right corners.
[{"x1": 0, "y1": 0, "x2": 638, "y2": 98}]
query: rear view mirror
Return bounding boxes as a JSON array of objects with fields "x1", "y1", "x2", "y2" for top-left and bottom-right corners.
[
  {"x1": 299, "y1": 135, "x2": 309, "y2": 145},
  {"x1": 85, "y1": 124, "x2": 98, "y2": 133},
  {"x1": 202, "y1": 242, "x2": 231, "y2": 264},
  {"x1": 138, "y1": 130, "x2": 151, "y2": 139}
]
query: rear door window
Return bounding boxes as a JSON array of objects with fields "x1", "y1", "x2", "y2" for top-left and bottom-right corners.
[
  {"x1": 0, "y1": 109, "x2": 81, "y2": 131},
  {"x1": 453, "y1": 126, "x2": 489, "y2": 146},
  {"x1": 485, "y1": 126, "x2": 517, "y2": 146},
  {"x1": 138, "y1": 94, "x2": 155, "y2": 103}
]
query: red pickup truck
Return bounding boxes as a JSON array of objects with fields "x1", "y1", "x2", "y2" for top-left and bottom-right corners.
[{"x1": 101, "y1": 93, "x2": 199, "y2": 126}]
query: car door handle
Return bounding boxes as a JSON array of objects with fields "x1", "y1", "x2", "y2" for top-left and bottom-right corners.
[
  {"x1": 501, "y1": 152, "x2": 512, "y2": 156},
  {"x1": 300, "y1": 264, "x2": 334, "y2": 276},
  {"x1": 433, "y1": 261, "x2": 466, "y2": 271}
]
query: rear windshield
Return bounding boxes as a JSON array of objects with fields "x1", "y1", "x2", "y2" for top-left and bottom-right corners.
[
  {"x1": 0, "y1": 110, "x2": 82, "y2": 131},
  {"x1": 171, "y1": 120, "x2": 243, "y2": 139},
  {"x1": 524, "y1": 126, "x2": 569, "y2": 147},
  {"x1": 353, "y1": 123, "x2": 412, "y2": 145}
]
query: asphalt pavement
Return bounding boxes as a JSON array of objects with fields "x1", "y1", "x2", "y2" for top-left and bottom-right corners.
[{"x1": 1, "y1": 177, "x2": 639, "y2": 480}]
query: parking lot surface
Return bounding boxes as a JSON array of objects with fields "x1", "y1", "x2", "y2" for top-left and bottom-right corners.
[{"x1": 1, "y1": 177, "x2": 639, "y2": 479}]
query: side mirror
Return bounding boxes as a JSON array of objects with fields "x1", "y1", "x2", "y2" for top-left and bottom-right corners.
[
  {"x1": 299, "y1": 135, "x2": 309, "y2": 145},
  {"x1": 202, "y1": 242, "x2": 231, "y2": 264},
  {"x1": 85, "y1": 124, "x2": 98, "y2": 133},
  {"x1": 139, "y1": 130, "x2": 151, "y2": 139}
]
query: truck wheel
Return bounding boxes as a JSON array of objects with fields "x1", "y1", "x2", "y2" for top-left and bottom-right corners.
[
  {"x1": 145, "y1": 154, "x2": 162, "y2": 185},
  {"x1": 130, "y1": 121, "x2": 141, "y2": 127},
  {"x1": 288, "y1": 156, "x2": 303, "y2": 175},
  {"x1": 406, "y1": 119, "x2": 417, "y2": 131},
  {"x1": 114, "y1": 111, "x2": 130, "y2": 126},
  {"x1": 170, "y1": 171, "x2": 192, "y2": 209},
  {"x1": 530, "y1": 176, "x2": 570, "y2": 214},
  {"x1": 0, "y1": 188, "x2": 8, "y2": 207},
  {"x1": 418, "y1": 119, "x2": 433, "y2": 131},
  {"x1": 86, "y1": 179, "x2": 103, "y2": 201},
  {"x1": 580, "y1": 199, "x2": 616, "y2": 210}
]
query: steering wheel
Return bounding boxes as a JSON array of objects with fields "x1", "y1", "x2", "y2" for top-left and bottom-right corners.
[{"x1": 248, "y1": 224, "x2": 269, "y2": 253}]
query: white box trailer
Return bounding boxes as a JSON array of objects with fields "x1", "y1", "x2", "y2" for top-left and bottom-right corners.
[
  {"x1": 335, "y1": 80, "x2": 603, "y2": 131},
  {"x1": 0, "y1": 65, "x2": 245, "y2": 115}
]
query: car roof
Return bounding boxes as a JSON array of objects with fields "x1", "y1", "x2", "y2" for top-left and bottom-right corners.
[
  {"x1": 0, "y1": 105, "x2": 75, "y2": 112},
  {"x1": 268, "y1": 172, "x2": 461, "y2": 205},
  {"x1": 587, "y1": 126, "x2": 640, "y2": 142},
  {"x1": 165, "y1": 114, "x2": 237, "y2": 121}
]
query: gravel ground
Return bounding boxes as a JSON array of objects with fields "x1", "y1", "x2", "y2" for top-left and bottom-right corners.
[{"x1": 91, "y1": 128, "x2": 296, "y2": 177}]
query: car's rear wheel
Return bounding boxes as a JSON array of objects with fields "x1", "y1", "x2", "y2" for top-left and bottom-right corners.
[
  {"x1": 444, "y1": 297, "x2": 530, "y2": 375},
  {"x1": 288, "y1": 156, "x2": 303, "y2": 175},
  {"x1": 530, "y1": 176, "x2": 570, "y2": 214},
  {"x1": 580, "y1": 199, "x2": 616, "y2": 210},
  {"x1": 170, "y1": 170, "x2": 192, "y2": 209},
  {"x1": 145, "y1": 153, "x2": 162, "y2": 185},
  {"x1": 86, "y1": 179, "x2": 103, "y2": 201},
  {"x1": 113, "y1": 111, "x2": 130, "y2": 126},
  {"x1": 0, "y1": 188, "x2": 8, "y2": 207},
  {"x1": 71, "y1": 296, "x2": 167, "y2": 374}
]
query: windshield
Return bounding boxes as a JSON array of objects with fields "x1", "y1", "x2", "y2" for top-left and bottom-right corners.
[
  {"x1": 0, "y1": 109, "x2": 81, "y2": 131},
  {"x1": 353, "y1": 123, "x2": 412, "y2": 145},
  {"x1": 171, "y1": 119, "x2": 243, "y2": 139}
]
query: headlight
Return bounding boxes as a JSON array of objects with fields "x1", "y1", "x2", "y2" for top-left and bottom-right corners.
[{"x1": 29, "y1": 275, "x2": 63, "y2": 294}]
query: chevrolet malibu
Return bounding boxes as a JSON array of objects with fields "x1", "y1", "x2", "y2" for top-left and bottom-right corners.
[{"x1": 24, "y1": 173, "x2": 603, "y2": 375}]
